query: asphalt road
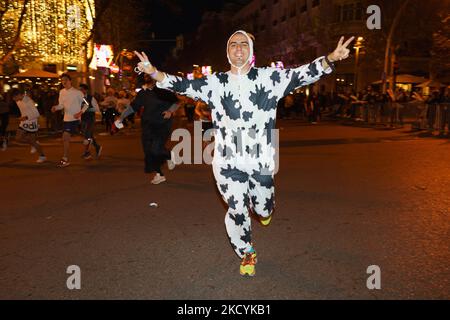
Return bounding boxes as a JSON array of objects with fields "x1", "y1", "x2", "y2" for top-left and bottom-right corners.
[{"x1": 0, "y1": 120, "x2": 449, "y2": 299}]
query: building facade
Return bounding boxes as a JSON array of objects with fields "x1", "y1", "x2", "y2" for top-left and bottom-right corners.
[{"x1": 232, "y1": 0, "x2": 432, "y2": 93}]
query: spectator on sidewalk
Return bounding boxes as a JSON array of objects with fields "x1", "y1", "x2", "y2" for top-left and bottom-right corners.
[{"x1": 100, "y1": 88, "x2": 118, "y2": 133}]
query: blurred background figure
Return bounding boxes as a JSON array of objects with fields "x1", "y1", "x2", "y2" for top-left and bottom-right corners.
[
  {"x1": 100, "y1": 88, "x2": 118, "y2": 133},
  {"x1": 0, "y1": 93, "x2": 10, "y2": 151}
]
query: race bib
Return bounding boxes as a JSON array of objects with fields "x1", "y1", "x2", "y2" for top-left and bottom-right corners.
[{"x1": 20, "y1": 120, "x2": 39, "y2": 132}]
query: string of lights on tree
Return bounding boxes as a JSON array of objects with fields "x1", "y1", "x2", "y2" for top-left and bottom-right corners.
[{"x1": 1, "y1": 0, "x2": 95, "y2": 66}]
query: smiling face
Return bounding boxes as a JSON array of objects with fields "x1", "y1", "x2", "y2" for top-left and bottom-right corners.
[
  {"x1": 227, "y1": 32, "x2": 251, "y2": 68},
  {"x1": 60, "y1": 76, "x2": 72, "y2": 90}
]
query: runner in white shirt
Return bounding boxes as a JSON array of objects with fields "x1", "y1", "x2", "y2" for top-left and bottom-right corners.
[
  {"x1": 51, "y1": 73, "x2": 88, "y2": 167},
  {"x1": 11, "y1": 89, "x2": 46, "y2": 163}
]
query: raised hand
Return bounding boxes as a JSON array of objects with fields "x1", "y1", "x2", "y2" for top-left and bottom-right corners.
[
  {"x1": 328, "y1": 36, "x2": 355, "y2": 62},
  {"x1": 134, "y1": 51, "x2": 157, "y2": 74},
  {"x1": 162, "y1": 111, "x2": 172, "y2": 119}
]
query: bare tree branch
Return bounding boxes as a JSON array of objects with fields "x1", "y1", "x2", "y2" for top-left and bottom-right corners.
[
  {"x1": 0, "y1": 0, "x2": 30, "y2": 64},
  {"x1": 82, "y1": 0, "x2": 111, "y2": 47}
]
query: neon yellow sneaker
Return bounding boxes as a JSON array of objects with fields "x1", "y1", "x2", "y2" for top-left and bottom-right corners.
[
  {"x1": 240, "y1": 250, "x2": 257, "y2": 277},
  {"x1": 260, "y1": 214, "x2": 272, "y2": 226}
]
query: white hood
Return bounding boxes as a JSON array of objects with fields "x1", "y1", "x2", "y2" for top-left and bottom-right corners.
[{"x1": 227, "y1": 30, "x2": 254, "y2": 75}]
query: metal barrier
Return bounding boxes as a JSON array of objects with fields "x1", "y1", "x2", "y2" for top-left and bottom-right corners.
[
  {"x1": 435, "y1": 103, "x2": 450, "y2": 134},
  {"x1": 347, "y1": 101, "x2": 450, "y2": 133}
]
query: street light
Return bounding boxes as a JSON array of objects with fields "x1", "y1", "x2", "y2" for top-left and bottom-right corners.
[{"x1": 353, "y1": 37, "x2": 364, "y2": 93}]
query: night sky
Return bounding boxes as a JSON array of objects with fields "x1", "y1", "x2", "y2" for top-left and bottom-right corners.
[
  {"x1": 138, "y1": 0, "x2": 249, "y2": 64},
  {"x1": 146, "y1": 0, "x2": 226, "y2": 36}
]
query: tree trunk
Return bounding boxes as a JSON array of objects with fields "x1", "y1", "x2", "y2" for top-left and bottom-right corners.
[{"x1": 382, "y1": 0, "x2": 411, "y2": 93}]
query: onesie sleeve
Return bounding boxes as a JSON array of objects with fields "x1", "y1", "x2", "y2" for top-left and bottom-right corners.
[
  {"x1": 156, "y1": 73, "x2": 215, "y2": 104},
  {"x1": 270, "y1": 56, "x2": 333, "y2": 98}
]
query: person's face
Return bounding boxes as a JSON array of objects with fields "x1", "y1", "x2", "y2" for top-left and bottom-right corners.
[
  {"x1": 61, "y1": 77, "x2": 72, "y2": 89},
  {"x1": 13, "y1": 94, "x2": 24, "y2": 102},
  {"x1": 80, "y1": 87, "x2": 87, "y2": 95},
  {"x1": 228, "y1": 32, "x2": 250, "y2": 67}
]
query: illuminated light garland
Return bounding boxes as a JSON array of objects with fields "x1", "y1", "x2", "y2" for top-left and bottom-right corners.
[{"x1": 1, "y1": 0, "x2": 95, "y2": 66}]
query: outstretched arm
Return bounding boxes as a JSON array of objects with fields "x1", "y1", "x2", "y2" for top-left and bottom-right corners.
[
  {"x1": 274, "y1": 36, "x2": 355, "y2": 98},
  {"x1": 134, "y1": 51, "x2": 213, "y2": 102}
]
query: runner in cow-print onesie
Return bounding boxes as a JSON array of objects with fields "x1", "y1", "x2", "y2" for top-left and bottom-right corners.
[{"x1": 135, "y1": 31, "x2": 354, "y2": 276}]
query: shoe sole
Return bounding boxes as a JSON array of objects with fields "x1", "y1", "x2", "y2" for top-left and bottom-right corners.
[
  {"x1": 260, "y1": 215, "x2": 272, "y2": 226},
  {"x1": 240, "y1": 268, "x2": 256, "y2": 277},
  {"x1": 151, "y1": 178, "x2": 166, "y2": 185},
  {"x1": 58, "y1": 163, "x2": 70, "y2": 168}
]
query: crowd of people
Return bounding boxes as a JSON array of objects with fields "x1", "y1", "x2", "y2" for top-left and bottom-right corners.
[
  {"x1": 1, "y1": 28, "x2": 448, "y2": 278},
  {"x1": 1, "y1": 78, "x2": 449, "y2": 167},
  {"x1": 0, "y1": 73, "x2": 211, "y2": 171},
  {"x1": 277, "y1": 85, "x2": 450, "y2": 133}
]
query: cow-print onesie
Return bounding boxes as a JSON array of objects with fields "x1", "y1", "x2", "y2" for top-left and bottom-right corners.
[{"x1": 157, "y1": 57, "x2": 332, "y2": 258}]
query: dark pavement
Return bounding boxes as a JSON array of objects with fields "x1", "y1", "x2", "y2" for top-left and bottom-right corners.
[{"x1": 0, "y1": 120, "x2": 449, "y2": 299}]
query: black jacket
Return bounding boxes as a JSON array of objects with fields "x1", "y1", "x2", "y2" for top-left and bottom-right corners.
[{"x1": 131, "y1": 87, "x2": 177, "y2": 125}]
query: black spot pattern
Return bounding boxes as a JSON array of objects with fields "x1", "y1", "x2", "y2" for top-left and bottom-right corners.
[
  {"x1": 219, "y1": 127, "x2": 227, "y2": 140},
  {"x1": 242, "y1": 111, "x2": 253, "y2": 122},
  {"x1": 227, "y1": 195, "x2": 238, "y2": 210},
  {"x1": 169, "y1": 77, "x2": 190, "y2": 93},
  {"x1": 230, "y1": 212, "x2": 245, "y2": 226},
  {"x1": 220, "y1": 184, "x2": 229, "y2": 194},
  {"x1": 263, "y1": 193, "x2": 275, "y2": 213},
  {"x1": 270, "y1": 70, "x2": 281, "y2": 86},
  {"x1": 215, "y1": 112, "x2": 223, "y2": 122},
  {"x1": 247, "y1": 68, "x2": 259, "y2": 81},
  {"x1": 249, "y1": 84, "x2": 278, "y2": 111},
  {"x1": 251, "y1": 195, "x2": 259, "y2": 207},
  {"x1": 220, "y1": 165, "x2": 249, "y2": 183},
  {"x1": 252, "y1": 169, "x2": 274, "y2": 188},
  {"x1": 283, "y1": 70, "x2": 306, "y2": 97},
  {"x1": 243, "y1": 193, "x2": 251, "y2": 209},
  {"x1": 306, "y1": 61, "x2": 320, "y2": 78},
  {"x1": 207, "y1": 91, "x2": 215, "y2": 110},
  {"x1": 221, "y1": 92, "x2": 241, "y2": 120},
  {"x1": 191, "y1": 77, "x2": 208, "y2": 92},
  {"x1": 285, "y1": 69, "x2": 291, "y2": 79},
  {"x1": 217, "y1": 73, "x2": 229, "y2": 86},
  {"x1": 249, "y1": 180, "x2": 256, "y2": 190},
  {"x1": 240, "y1": 227, "x2": 252, "y2": 244}
]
